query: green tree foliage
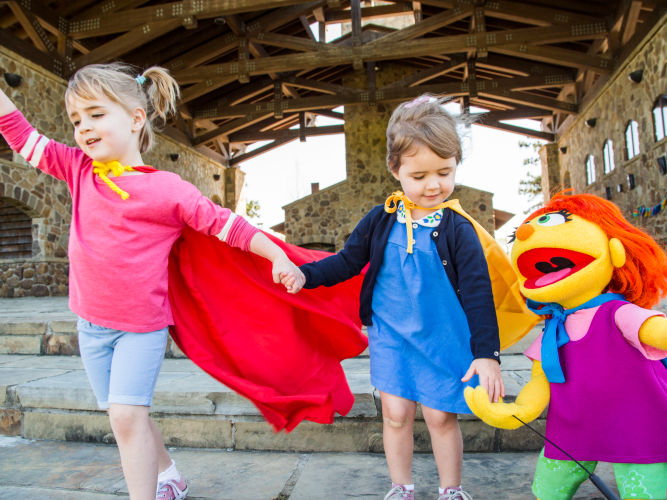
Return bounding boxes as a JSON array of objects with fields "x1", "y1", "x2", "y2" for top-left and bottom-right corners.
[
  {"x1": 246, "y1": 199, "x2": 261, "y2": 219},
  {"x1": 519, "y1": 140, "x2": 545, "y2": 213}
]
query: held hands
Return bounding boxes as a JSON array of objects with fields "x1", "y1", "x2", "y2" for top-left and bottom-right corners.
[
  {"x1": 271, "y1": 255, "x2": 305, "y2": 294},
  {"x1": 464, "y1": 360, "x2": 551, "y2": 430},
  {"x1": 461, "y1": 358, "x2": 505, "y2": 403}
]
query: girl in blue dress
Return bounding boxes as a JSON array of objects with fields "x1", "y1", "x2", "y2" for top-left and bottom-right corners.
[{"x1": 297, "y1": 95, "x2": 504, "y2": 500}]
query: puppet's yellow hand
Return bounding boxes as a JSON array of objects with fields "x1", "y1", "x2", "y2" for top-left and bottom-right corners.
[
  {"x1": 639, "y1": 316, "x2": 667, "y2": 350},
  {"x1": 464, "y1": 360, "x2": 550, "y2": 430}
]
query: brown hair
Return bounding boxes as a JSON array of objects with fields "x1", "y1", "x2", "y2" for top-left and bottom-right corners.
[
  {"x1": 65, "y1": 63, "x2": 180, "y2": 153},
  {"x1": 386, "y1": 94, "x2": 473, "y2": 172}
]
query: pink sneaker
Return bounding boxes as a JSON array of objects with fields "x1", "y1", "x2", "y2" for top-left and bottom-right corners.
[
  {"x1": 439, "y1": 488, "x2": 473, "y2": 500},
  {"x1": 384, "y1": 484, "x2": 414, "y2": 500},
  {"x1": 156, "y1": 475, "x2": 188, "y2": 500}
]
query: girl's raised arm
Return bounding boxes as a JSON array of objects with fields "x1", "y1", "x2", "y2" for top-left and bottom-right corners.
[{"x1": 0, "y1": 87, "x2": 84, "y2": 184}]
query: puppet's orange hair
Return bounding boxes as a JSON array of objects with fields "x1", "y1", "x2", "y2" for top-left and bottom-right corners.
[{"x1": 525, "y1": 192, "x2": 667, "y2": 309}]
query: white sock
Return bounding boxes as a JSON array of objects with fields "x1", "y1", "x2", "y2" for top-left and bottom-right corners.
[
  {"x1": 157, "y1": 460, "x2": 179, "y2": 484},
  {"x1": 439, "y1": 486, "x2": 462, "y2": 495},
  {"x1": 393, "y1": 483, "x2": 414, "y2": 491}
]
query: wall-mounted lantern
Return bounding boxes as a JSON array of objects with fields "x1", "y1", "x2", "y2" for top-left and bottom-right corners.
[
  {"x1": 617, "y1": 184, "x2": 624, "y2": 193},
  {"x1": 585, "y1": 118, "x2": 597, "y2": 128},
  {"x1": 213, "y1": 174, "x2": 221, "y2": 181},
  {"x1": 3, "y1": 73, "x2": 23, "y2": 88},
  {"x1": 628, "y1": 69, "x2": 644, "y2": 83},
  {"x1": 169, "y1": 153, "x2": 180, "y2": 161},
  {"x1": 559, "y1": 146, "x2": 568, "y2": 154}
]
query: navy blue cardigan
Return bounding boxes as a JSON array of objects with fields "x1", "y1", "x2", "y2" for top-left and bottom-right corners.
[{"x1": 300, "y1": 204, "x2": 500, "y2": 361}]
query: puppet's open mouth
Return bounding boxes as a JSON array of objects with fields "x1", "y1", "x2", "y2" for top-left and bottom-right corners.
[{"x1": 517, "y1": 248, "x2": 596, "y2": 289}]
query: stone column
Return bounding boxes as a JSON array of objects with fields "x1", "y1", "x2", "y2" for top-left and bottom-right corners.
[
  {"x1": 539, "y1": 143, "x2": 561, "y2": 201},
  {"x1": 224, "y1": 167, "x2": 246, "y2": 215}
]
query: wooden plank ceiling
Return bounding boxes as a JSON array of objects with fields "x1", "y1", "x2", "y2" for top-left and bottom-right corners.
[{"x1": 0, "y1": 0, "x2": 664, "y2": 165}]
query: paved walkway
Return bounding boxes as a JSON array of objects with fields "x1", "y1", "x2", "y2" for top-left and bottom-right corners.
[{"x1": 0, "y1": 436, "x2": 618, "y2": 500}]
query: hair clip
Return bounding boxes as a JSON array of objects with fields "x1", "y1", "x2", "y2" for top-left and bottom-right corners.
[
  {"x1": 135, "y1": 75, "x2": 147, "y2": 85},
  {"x1": 404, "y1": 96, "x2": 438, "y2": 108}
]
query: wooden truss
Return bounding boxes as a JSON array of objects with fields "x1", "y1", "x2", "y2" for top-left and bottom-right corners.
[{"x1": 0, "y1": 0, "x2": 664, "y2": 164}]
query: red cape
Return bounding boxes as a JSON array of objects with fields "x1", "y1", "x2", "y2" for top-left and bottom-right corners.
[{"x1": 167, "y1": 228, "x2": 368, "y2": 432}]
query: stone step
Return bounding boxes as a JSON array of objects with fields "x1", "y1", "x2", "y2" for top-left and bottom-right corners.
[
  {"x1": 0, "y1": 296, "x2": 371, "y2": 357},
  {"x1": 0, "y1": 352, "x2": 546, "y2": 454}
]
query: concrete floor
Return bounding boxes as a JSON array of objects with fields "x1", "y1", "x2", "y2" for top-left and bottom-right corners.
[{"x1": 0, "y1": 436, "x2": 619, "y2": 500}]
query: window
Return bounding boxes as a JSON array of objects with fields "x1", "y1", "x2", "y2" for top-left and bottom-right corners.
[
  {"x1": 603, "y1": 140, "x2": 615, "y2": 174},
  {"x1": 626, "y1": 121, "x2": 640, "y2": 159},
  {"x1": 586, "y1": 155, "x2": 596, "y2": 185},
  {"x1": 628, "y1": 173, "x2": 636, "y2": 190},
  {"x1": 0, "y1": 199, "x2": 32, "y2": 259},
  {"x1": 605, "y1": 187, "x2": 613, "y2": 200},
  {"x1": 652, "y1": 95, "x2": 667, "y2": 142}
]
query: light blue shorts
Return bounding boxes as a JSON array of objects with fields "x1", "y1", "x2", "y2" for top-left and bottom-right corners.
[{"x1": 77, "y1": 318, "x2": 169, "y2": 409}]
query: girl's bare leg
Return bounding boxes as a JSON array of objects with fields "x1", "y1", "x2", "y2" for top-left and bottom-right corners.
[
  {"x1": 380, "y1": 391, "x2": 417, "y2": 485},
  {"x1": 422, "y1": 405, "x2": 463, "y2": 489}
]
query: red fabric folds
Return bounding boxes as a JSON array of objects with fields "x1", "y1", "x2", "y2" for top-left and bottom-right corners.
[{"x1": 168, "y1": 228, "x2": 368, "y2": 432}]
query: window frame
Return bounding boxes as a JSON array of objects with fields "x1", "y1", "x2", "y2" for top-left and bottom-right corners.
[
  {"x1": 586, "y1": 154, "x2": 596, "y2": 185},
  {"x1": 626, "y1": 120, "x2": 640, "y2": 160},
  {"x1": 652, "y1": 95, "x2": 667, "y2": 142},
  {"x1": 603, "y1": 140, "x2": 615, "y2": 174}
]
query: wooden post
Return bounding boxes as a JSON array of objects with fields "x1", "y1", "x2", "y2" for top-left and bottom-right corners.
[
  {"x1": 367, "y1": 61, "x2": 377, "y2": 107},
  {"x1": 299, "y1": 112, "x2": 306, "y2": 142},
  {"x1": 351, "y1": 0, "x2": 362, "y2": 47},
  {"x1": 274, "y1": 80, "x2": 283, "y2": 118},
  {"x1": 238, "y1": 37, "x2": 250, "y2": 83}
]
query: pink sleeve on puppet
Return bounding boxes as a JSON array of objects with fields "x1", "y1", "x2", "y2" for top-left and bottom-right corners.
[
  {"x1": 523, "y1": 332, "x2": 543, "y2": 362},
  {"x1": 615, "y1": 303, "x2": 667, "y2": 360}
]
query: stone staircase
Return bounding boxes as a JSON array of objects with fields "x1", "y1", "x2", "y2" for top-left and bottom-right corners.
[{"x1": 0, "y1": 297, "x2": 545, "y2": 453}]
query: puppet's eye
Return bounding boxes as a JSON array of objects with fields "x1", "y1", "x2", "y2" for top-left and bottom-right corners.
[{"x1": 536, "y1": 213, "x2": 567, "y2": 227}]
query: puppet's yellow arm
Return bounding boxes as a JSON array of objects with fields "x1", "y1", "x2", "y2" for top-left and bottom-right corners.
[
  {"x1": 464, "y1": 360, "x2": 550, "y2": 430},
  {"x1": 639, "y1": 316, "x2": 667, "y2": 350}
]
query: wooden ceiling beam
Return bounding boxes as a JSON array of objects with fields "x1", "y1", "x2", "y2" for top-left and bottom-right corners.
[
  {"x1": 475, "y1": 118, "x2": 555, "y2": 141},
  {"x1": 229, "y1": 124, "x2": 343, "y2": 142},
  {"x1": 382, "y1": 59, "x2": 466, "y2": 89},
  {"x1": 193, "y1": 73, "x2": 576, "y2": 119},
  {"x1": 479, "y1": 89, "x2": 577, "y2": 114},
  {"x1": 164, "y1": 2, "x2": 323, "y2": 72},
  {"x1": 325, "y1": 2, "x2": 413, "y2": 23},
  {"x1": 418, "y1": 0, "x2": 603, "y2": 26},
  {"x1": 310, "y1": 108, "x2": 345, "y2": 120},
  {"x1": 282, "y1": 75, "x2": 354, "y2": 94},
  {"x1": 366, "y1": 5, "x2": 474, "y2": 44},
  {"x1": 73, "y1": 18, "x2": 182, "y2": 69},
  {"x1": 472, "y1": 107, "x2": 553, "y2": 121},
  {"x1": 4, "y1": 0, "x2": 67, "y2": 38},
  {"x1": 7, "y1": 2, "x2": 58, "y2": 54},
  {"x1": 72, "y1": 0, "x2": 151, "y2": 21},
  {"x1": 174, "y1": 23, "x2": 611, "y2": 83},
  {"x1": 68, "y1": 0, "x2": 322, "y2": 38},
  {"x1": 489, "y1": 44, "x2": 612, "y2": 74},
  {"x1": 249, "y1": 32, "x2": 329, "y2": 52},
  {"x1": 229, "y1": 136, "x2": 298, "y2": 166},
  {"x1": 192, "y1": 112, "x2": 274, "y2": 145}
]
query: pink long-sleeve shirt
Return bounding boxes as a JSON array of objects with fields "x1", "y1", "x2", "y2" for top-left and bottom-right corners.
[{"x1": 0, "y1": 110, "x2": 259, "y2": 332}]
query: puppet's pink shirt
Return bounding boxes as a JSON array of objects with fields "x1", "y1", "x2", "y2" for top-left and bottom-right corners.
[
  {"x1": 0, "y1": 110, "x2": 259, "y2": 332},
  {"x1": 525, "y1": 302, "x2": 667, "y2": 362}
]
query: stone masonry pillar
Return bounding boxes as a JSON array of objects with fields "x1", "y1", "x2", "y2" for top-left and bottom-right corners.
[
  {"x1": 539, "y1": 143, "x2": 561, "y2": 201},
  {"x1": 224, "y1": 167, "x2": 247, "y2": 216}
]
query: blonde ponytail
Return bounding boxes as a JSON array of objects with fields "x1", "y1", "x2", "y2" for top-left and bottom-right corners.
[{"x1": 65, "y1": 63, "x2": 181, "y2": 154}]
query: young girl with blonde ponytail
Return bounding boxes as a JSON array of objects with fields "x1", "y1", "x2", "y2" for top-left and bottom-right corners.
[{"x1": 0, "y1": 63, "x2": 305, "y2": 500}]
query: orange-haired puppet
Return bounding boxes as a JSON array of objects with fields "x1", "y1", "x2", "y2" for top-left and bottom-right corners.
[{"x1": 465, "y1": 193, "x2": 667, "y2": 500}]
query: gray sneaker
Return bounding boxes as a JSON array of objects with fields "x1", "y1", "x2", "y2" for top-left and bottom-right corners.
[
  {"x1": 438, "y1": 488, "x2": 473, "y2": 500},
  {"x1": 384, "y1": 484, "x2": 415, "y2": 500}
]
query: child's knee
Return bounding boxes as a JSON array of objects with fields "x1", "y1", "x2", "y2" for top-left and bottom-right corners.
[
  {"x1": 109, "y1": 405, "x2": 148, "y2": 437},
  {"x1": 383, "y1": 415, "x2": 410, "y2": 428},
  {"x1": 422, "y1": 407, "x2": 458, "y2": 430}
]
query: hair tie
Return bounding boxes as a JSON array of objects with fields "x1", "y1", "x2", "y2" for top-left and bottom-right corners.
[{"x1": 135, "y1": 75, "x2": 146, "y2": 85}]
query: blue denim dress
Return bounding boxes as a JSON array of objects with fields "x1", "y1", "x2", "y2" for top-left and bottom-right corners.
[{"x1": 368, "y1": 205, "x2": 478, "y2": 413}]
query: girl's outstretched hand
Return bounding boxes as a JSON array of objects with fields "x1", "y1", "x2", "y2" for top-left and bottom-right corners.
[
  {"x1": 271, "y1": 255, "x2": 305, "y2": 293},
  {"x1": 461, "y1": 358, "x2": 505, "y2": 403}
]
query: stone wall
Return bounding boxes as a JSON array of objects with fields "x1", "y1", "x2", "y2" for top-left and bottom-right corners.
[
  {"x1": 0, "y1": 46, "x2": 237, "y2": 298},
  {"x1": 551, "y1": 15, "x2": 667, "y2": 239},
  {"x1": 284, "y1": 63, "x2": 496, "y2": 251}
]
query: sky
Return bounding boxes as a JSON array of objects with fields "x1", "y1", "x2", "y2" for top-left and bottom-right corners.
[{"x1": 239, "y1": 22, "x2": 545, "y2": 251}]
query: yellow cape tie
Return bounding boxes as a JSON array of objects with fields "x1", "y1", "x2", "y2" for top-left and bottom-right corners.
[
  {"x1": 92, "y1": 160, "x2": 135, "y2": 200},
  {"x1": 384, "y1": 191, "x2": 456, "y2": 254},
  {"x1": 384, "y1": 190, "x2": 541, "y2": 350}
]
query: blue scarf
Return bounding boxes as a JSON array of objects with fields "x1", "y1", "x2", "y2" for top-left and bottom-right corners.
[{"x1": 526, "y1": 294, "x2": 626, "y2": 383}]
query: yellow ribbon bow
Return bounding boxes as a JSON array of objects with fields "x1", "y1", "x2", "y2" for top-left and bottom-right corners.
[
  {"x1": 92, "y1": 160, "x2": 135, "y2": 200},
  {"x1": 384, "y1": 191, "x2": 456, "y2": 254},
  {"x1": 384, "y1": 190, "x2": 541, "y2": 350}
]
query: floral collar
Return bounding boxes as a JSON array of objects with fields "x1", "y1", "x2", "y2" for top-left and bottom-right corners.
[{"x1": 396, "y1": 201, "x2": 443, "y2": 227}]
